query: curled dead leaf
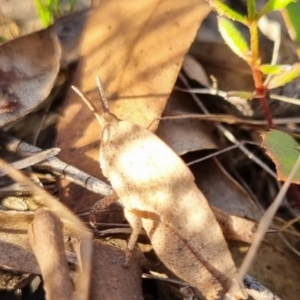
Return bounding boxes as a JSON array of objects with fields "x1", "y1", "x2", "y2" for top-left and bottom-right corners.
[{"x1": 0, "y1": 28, "x2": 61, "y2": 127}]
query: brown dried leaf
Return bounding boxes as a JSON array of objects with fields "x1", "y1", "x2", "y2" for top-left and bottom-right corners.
[
  {"x1": 0, "y1": 210, "x2": 77, "y2": 275},
  {"x1": 0, "y1": 210, "x2": 142, "y2": 299},
  {"x1": 182, "y1": 54, "x2": 210, "y2": 87},
  {"x1": 192, "y1": 158, "x2": 261, "y2": 220},
  {"x1": 189, "y1": 41, "x2": 254, "y2": 92},
  {"x1": 156, "y1": 90, "x2": 217, "y2": 155},
  {"x1": 0, "y1": 28, "x2": 61, "y2": 126},
  {"x1": 188, "y1": 41, "x2": 266, "y2": 118},
  {"x1": 0, "y1": 15, "x2": 19, "y2": 42},
  {"x1": 50, "y1": 9, "x2": 90, "y2": 68},
  {"x1": 0, "y1": 211, "x2": 38, "y2": 274},
  {"x1": 29, "y1": 209, "x2": 73, "y2": 300},
  {"x1": 57, "y1": 0, "x2": 211, "y2": 210},
  {"x1": 212, "y1": 206, "x2": 257, "y2": 244},
  {"x1": 230, "y1": 237, "x2": 300, "y2": 300},
  {"x1": 89, "y1": 241, "x2": 143, "y2": 300}
]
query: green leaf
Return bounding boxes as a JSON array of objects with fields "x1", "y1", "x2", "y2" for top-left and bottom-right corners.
[
  {"x1": 259, "y1": 64, "x2": 292, "y2": 75},
  {"x1": 69, "y1": 0, "x2": 77, "y2": 11},
  {"x1": 259, "y1": 0, "x2": 296, "y2": 17},
  {"x1": 283, "y1": 1, "x2": 300, "y2": 49},
  {"x1": 261, "y1": 130, "x2": 300, "y2": 183},
  {"x1": 218, "y1": 17, "x2": 250, "y2": 60},
  {"x1": 226, "y1": 91, "x2": 255, "y2": 100},
  {"x1": 247, "y1": 0, "x2": 257, "y2": 20},
  {"x1": 267, "y1": 63, "x2": 300, "y2": 89},
  {"x1": 208, "y1": 0, "x2": 247, "y2": 23},
  {"x1": 35, "y1": 0, "x2": 52, "y2": 26}
]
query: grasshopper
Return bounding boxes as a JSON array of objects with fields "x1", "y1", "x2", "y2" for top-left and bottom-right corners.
[{"x1": 72, "y1": 78, "x2": 247, "y2": 300}]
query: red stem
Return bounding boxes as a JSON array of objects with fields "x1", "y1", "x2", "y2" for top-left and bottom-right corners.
[
  {"x1": 249, "y1": 23, "x2": 274, "y2": 129},
  {"x1": 251, "y1": 66, "x2": 274, "y2": 129}
]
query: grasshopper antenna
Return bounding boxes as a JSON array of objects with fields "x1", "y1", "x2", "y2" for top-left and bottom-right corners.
[
  {"x1": 71, "y1": 85, "x2": 103, "y2": 125},
  {"x1": 96, "y1": 77, "x2": 110, "y2": 113}
]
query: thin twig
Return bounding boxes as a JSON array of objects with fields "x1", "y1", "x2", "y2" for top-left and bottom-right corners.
[
  {"x1": 177, "y1": 86, "x2": 300, "y2": 108},
  {"x1": 0, "y1": 130, "x2": 113, "y2": 197},
  {"x1": 178, "y1": 73, "x2": 277, "y2": 179},
  {"x1": 243, "y1": 273, "x2": 282, "y2": 300},
  {"x1": 0, "y1": 148, "x2": 60, "y2": 177},
  {"x1": 187, "y1": 142, "x2": 252, "y2": 166}
]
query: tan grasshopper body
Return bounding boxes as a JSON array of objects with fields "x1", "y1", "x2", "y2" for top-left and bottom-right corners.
[{"x1": 73, "y1": 81, "x2": 247, "y2": 300}]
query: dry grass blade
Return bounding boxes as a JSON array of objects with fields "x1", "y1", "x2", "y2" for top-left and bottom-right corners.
[
  {"x1": 0, "y1": 157, "x2": 88, "y2": 233},
  {"x1": 29, "y1": 209, "x2": 73, "y2": 300},
  {"x1": 237, "y1": 153, "x2": 300, "y2": 286},
  {"x1": 0, "y1": 158, "x2": 92, "y2": 299},
  {"x1": 73, "y1": 238, "x2": 93, "y2": 300}
]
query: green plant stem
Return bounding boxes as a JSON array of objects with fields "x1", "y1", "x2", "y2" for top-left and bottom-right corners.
[
  {"x1": 249, "y1": 22, "x2": 274, "y2": 129},
  {"x1": 250, "y1": 23, "x2": 259, "y2": 64}
]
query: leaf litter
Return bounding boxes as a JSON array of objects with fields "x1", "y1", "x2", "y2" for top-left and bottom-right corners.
[{"x1": 1, "y1": 1, "x2": 300, "y2": 300}]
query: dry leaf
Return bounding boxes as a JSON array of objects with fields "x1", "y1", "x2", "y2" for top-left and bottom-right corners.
[
  {"x1": 29, "y1": 209, "x2": 73, "y2": 300},
  {"x1": 212, "y1": 206, "x2": 257, "y2": 244},
  {"x1": 192, "y1": 158, "x2": 261, "y2": 221},
  {"x1": 0, "y1": 157, "x2": 91, "y2": 278},
  {"x1": 51, "y1": 9, "x2": 90, "y2": 67},
  {"x1": 56, "y1": 0, "x2": 211, "y2": 211},
  {"x1": 89, "y1": 241, "x2": 143, "y2": 300},
  {"x1": 182, "y1": 54, "x2": 210, "y2": 87},
  {"x1": 230, "y1": 237, "x2": 300, "y2": 300},
  {"x1": 0, "y1": 211, "x2": 39, "y2": 274},
  {"x1": 0, "y1": 15, "x2": 19, "y2": 42},
  {"x1": 0, "y1": 210, "x2": 78, "y2": 275},
  {"x1": 0, "y1": 160, "x2": 141, "y2": 299},
  {"x1": 188, "y1": 41, "x2": 266, "y2": 118},
  {"x1": 156, "y1": 90, "x2": 217, "y2": 155},
  {"x1": 0, "y1": 28, "x2": 61, "y2": 127}
]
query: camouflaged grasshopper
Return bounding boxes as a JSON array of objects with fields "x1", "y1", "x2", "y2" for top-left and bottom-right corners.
[{"x1": 72, "y1": 78, "x2": 247, "y2": 300}]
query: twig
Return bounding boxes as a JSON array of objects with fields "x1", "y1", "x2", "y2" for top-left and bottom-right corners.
[
  {"x1": 243, "y1": 273, "x2": 282, "y2": 300},
  {"x1": 187, "y1": 142, "x2": 251, "y2": 166},
  {"x1": 0, "y1": 148, "x2": 60, "y2": 177},
  {"x1": 178, "y1": 73, "x2": 277, "y2": 180},
  {"x1": 0, "y1": 130, "x2": 113, "y2": 197},
  {"x1": 269, "y1": 94, "x2": 300, "y2": 106},
  {"x1": 142, "y1": 273, "x2": 188, "y2": 287},
  {"x1": 177, "y1": 86, "x2": 300, "y2": 107}
]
